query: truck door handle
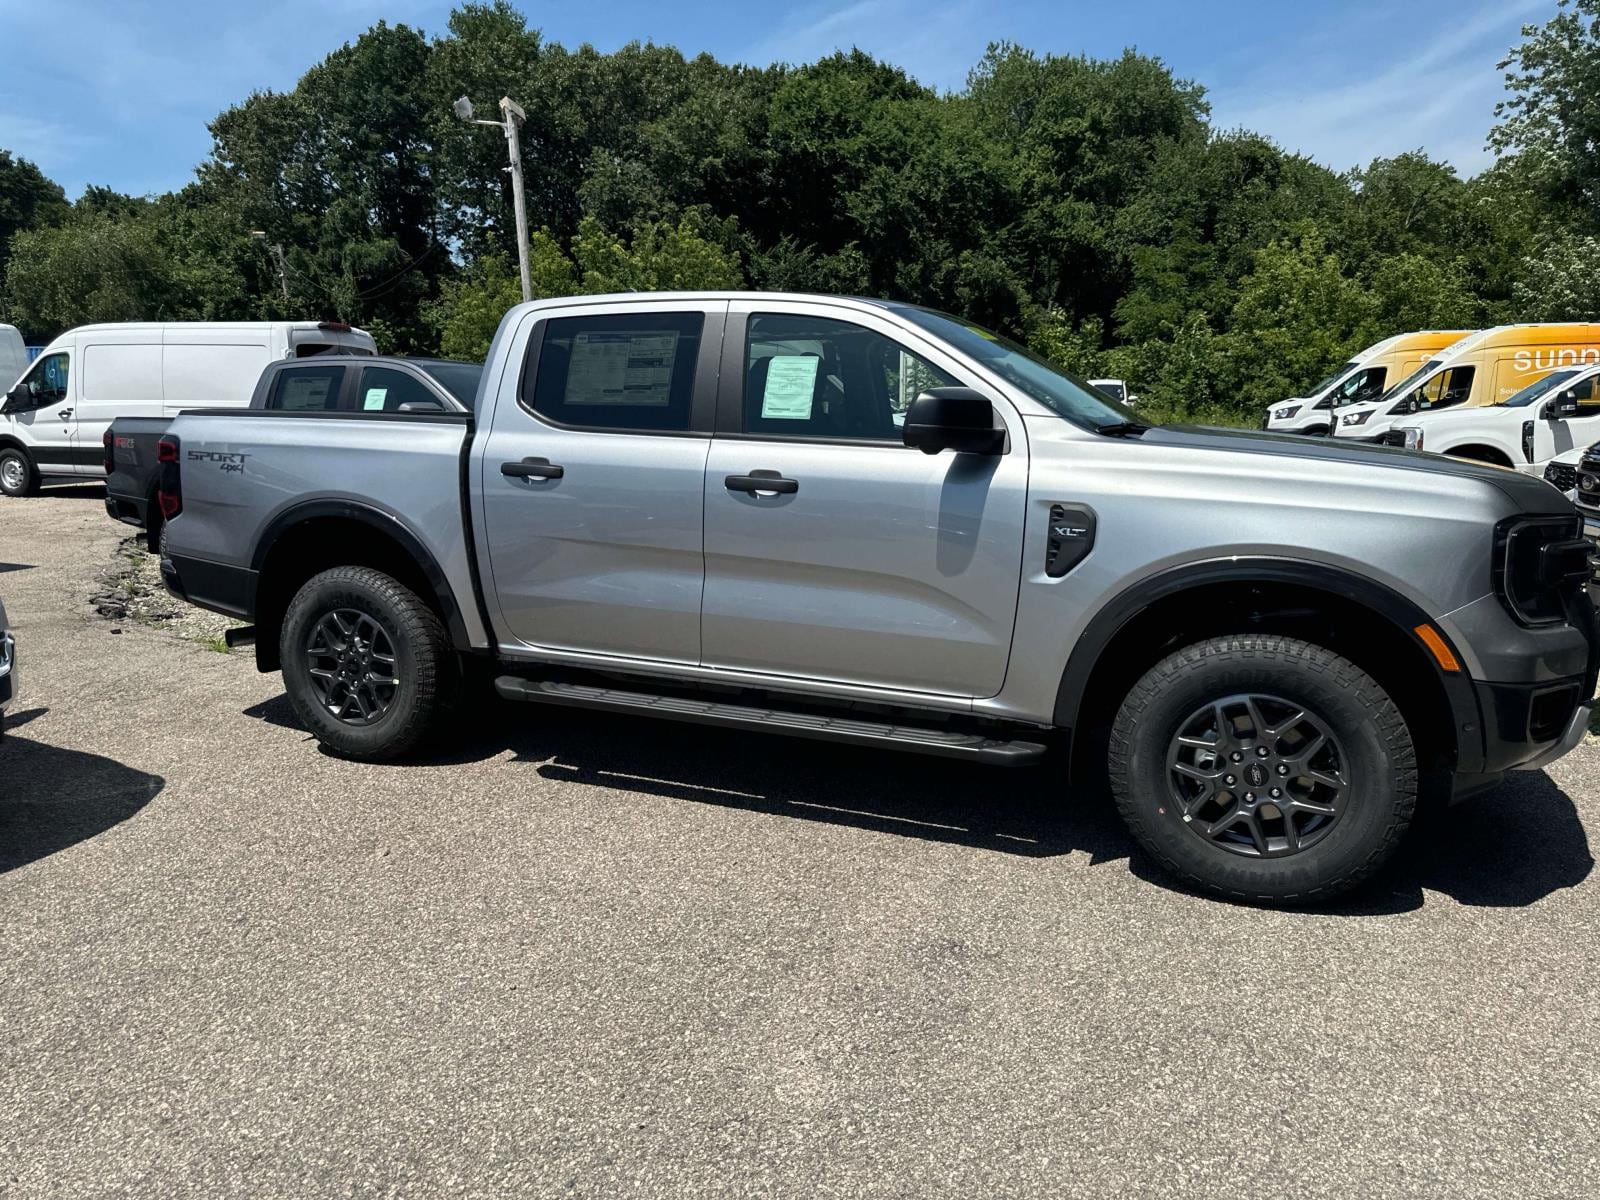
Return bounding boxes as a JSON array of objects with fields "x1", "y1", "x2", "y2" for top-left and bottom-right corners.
[
  {"x1": 502, "y1": 457, "x2": 564, "y2": 480},
  {"x1": 725, "y1": 471, "x2": 798, "y2": 495},
  {"x1": 58, "y1": 408, "x2": 72, "y2": 419}
]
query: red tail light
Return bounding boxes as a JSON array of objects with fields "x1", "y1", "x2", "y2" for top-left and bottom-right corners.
[
  {"x1": 102, "y1": 428, "x2": 114, "y2": 476},
  {"x1": 157, "y1": 435, "x2": 181, "y2": 521}
]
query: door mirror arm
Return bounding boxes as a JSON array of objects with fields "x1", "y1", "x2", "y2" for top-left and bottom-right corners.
[{"x1": 901, "y1": 388, "x2": 1006, "y2": 456}]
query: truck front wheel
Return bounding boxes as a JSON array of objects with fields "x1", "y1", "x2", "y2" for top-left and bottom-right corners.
[
  {"x1": 1108, "y1": 634, "x2": 1416, "y2": 904},
  {"x1": 280, "y1": 566, "x2": 453, "y2": 760},
  {"x1": 0, "y1": 447, "x2": 40, "y2": 497}
]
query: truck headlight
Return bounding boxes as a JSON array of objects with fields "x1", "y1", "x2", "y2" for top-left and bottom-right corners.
[
  {"x1": 1396, "y1": 427, "x2": 1423, "y2": 450},
  {"x1": 1341, "y1": 410, "x2": 1372, "y2": 427},
  {"x1": 1494, "y1": 514, "x2": 1589, "y2": 626},
  {"x1": 1275, "y1": 405, "x2": 1301, "y2": 420}
]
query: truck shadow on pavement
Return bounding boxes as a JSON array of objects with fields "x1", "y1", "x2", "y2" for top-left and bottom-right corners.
[
  {"x1": 0, "y1": 708, "x2": 164, "y2": 874},
  {"x1": 245, "y1": 692, "x2": 1594, "y2": 913}
]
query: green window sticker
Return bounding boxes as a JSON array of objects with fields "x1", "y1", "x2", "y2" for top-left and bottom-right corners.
[
  {"x1": 761, "y1": 355, "x2": 820, "y2": 420},
  {"x1": 363, "y1": 388, "x2": 387, "y2": 411}
]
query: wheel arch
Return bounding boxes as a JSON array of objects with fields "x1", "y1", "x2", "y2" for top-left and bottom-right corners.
[
  {"x1": 1441, "y1": 442, "x2": 1515, "y2": 467},
  {"x1": 1055, "y1": 558, "x2": 1484, "y2": 775},
  {"x1": 250, "y1": 500, "x2": 472, "y2": 672}
]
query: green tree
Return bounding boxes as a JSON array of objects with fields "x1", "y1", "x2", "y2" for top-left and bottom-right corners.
[{"x1": 0, "y1": 151, "x2": 70, "y2": 306}]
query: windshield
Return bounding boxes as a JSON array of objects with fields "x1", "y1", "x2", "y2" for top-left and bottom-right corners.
[
  {"x1": 896, "y1": 307, "x2": 1139, "y2": 429},
  {"x1": 1311, "y1": 360, "x2": 1360, "y2": 402},
  {"x1": 1500, "y1": 368, "x2": 1580, "y2": 408},
  {"x1": 417, "y1": 360, "x2": 483, "y2": 408},
  {"x1": 1373, "y1": 358, "x2": 1445, "y2": 408}
]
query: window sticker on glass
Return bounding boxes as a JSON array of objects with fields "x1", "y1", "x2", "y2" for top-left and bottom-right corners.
[
  {"x1": 761, "y1": 355, "x2": 820, "y2": 420},
  {"x1": 363, "y1": 388, "x2": 387, "y2": 411},
  {"x1": 566, "y1": 331, "x2": 678, "y2": 406}
]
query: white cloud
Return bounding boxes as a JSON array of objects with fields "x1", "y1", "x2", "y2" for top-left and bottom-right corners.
[
  {"x1": 1207, "y1": 0, "x2": 1549, "y2": 176},
  {"x1": 737, "y1": 0, "x2": 982, "y2": 89}
]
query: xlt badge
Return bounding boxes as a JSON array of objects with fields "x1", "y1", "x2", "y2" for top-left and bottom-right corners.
[{"x1": 1045, "y1": 503, "x2": 1096, "y2": 578}]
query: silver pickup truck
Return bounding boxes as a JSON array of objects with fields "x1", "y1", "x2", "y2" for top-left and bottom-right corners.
[{"x1": 156, "y1": 292, "x2": 1599, "y2": 903}]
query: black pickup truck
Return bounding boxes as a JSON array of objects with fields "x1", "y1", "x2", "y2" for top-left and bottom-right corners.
[{"x1": 104, "y1": 355, "x2": 480, "y2": 551}]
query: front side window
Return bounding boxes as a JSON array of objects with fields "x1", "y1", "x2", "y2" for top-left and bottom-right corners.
[
  {"x1": 1377, "y1": 359, "x2": 1443, "y2": 409},
  {"x1": 267, "y1": 365, "x2": 346, "y2": 412},
  {"x1": 743, "y1": 313, "x2": 958, "y2": 441},
  {"x1": 526, "y1": 312, "x2": 702, "y2": 432},
  {"x1": 1337, "y1": 366, "x2": 1386, "y2": 404},
  {"x1": 1415, "y1": 365, "x2": 1476, "y2": 413},
  {"x1": 19, "y1": 352, "x2": 69, "y2": 406},
  {"x1": 356, "y1": 366, "x2": 442, "y2": 413}
]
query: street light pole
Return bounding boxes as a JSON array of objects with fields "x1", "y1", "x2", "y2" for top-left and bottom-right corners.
[
  {"x1": 454, "y1": 94, "x2": 533, "y2": 303},
  {"x1": 250, "y1": 231, "x2": 290, "y2": 301}
]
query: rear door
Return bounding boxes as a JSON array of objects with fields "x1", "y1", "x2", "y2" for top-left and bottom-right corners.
[
  {"x1": 700, "y1": 300, "x2": 1029, "y2": 698},
  {"x1": 477, "y1": 300, "x2": 723, "y2": 665}
]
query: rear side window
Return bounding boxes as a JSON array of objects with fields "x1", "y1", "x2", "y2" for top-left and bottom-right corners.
[
  {"x1": 524, "y1": 312, "x2": 702, "y2": 432},
  {"x1": 356, "y1": 366, "x2": 444, "y2": 413},
  {"x1": 267, "y1": 365, "x2": 346, "y2": 411}
]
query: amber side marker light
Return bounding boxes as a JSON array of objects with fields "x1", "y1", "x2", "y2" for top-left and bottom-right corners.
[{"x1": 1414, "y1": 623, "x2": 1462, "y2": 673}]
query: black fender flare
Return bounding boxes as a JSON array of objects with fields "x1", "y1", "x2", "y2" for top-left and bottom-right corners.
[
  {"x1": 252, "y1": 499, "x2": 473, "y2": 652},
  {"x1": 1052, "y1": 556, "x2": 1482, "y2": 771}
]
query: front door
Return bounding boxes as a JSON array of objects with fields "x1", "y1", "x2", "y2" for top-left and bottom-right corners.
[
  {"x1": 9, "y1": 351, "x2": 78, "y2": 474},
  {"x1": 477, "y1": 301, "x2": 724, "y2": 666},
  {"x1": 1542, "y1": 373, "x2": 1600, "y2": 460},
  {"x1": 701, "y1": 302, "x2": 1028, "y2": 698}
]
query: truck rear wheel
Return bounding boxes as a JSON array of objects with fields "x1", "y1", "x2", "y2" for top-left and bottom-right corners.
[
  {"x1": 280, "y1": 566, "x2": 452, "y2": 760},
  {"x1": 0, "y1": 447, "x2": 39, "y2": 497},
  {"x1": 1107, "y1": 634, "x2": 1416, "y2": 904}
]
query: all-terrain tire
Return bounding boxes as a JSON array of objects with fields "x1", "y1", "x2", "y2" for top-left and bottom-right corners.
[
  {"x1": 280, "y1": 566, "x2": 453, "y2": 761},
  {"x1": 1108, "y1": 634, "x2": 1416, "y2": 904},
  {"x1": 0, "y1": 447, "x2": 40, "y2": 497}
]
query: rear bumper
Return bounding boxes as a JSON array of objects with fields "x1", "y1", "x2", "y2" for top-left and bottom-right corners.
[{"x1": 104, "y1": 491, "x2": 149, "y2": 530}]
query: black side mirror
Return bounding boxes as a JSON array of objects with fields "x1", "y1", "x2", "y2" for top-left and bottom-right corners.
[
  {"x1": 902, "y1": 388, "x2": 1005, "y2": 456},
  {"x1": 1, "y1": 385, "x2": 27, "y2": 415},
  {"x1": 1550, "y1": 390, "x2": 1581, "y2": 419}
]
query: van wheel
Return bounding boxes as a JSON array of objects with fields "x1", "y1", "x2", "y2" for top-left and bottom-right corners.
[
  {"x1": 1107, "y1": 634, "x2": 1416, "y2": 904},
  {"x1": 0, "y1": 447, "x2": 39, "y2": 497},
  {"x1": 280, "y1": 566, "x2": 453, "y2": 761}
]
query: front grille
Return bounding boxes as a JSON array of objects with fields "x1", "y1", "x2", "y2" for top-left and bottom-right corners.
[
  {"x1": 1580, "y1": 455, "x2": 1600, "y2": 504},
  {"x1": 1546, "y1": 461, "x2": 1578, "y2": 492},
  {"x1": 1379, "y1": 430, "x2": 1407, "y2": 448}
]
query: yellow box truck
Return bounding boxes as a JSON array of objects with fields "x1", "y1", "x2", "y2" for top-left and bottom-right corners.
[{"x1": 1334, "y1": 323, "x2": 1600, "y2": 442}]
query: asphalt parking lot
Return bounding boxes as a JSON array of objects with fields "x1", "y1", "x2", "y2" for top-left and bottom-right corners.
[{"x1": 2, "y1": 487, "x2": 1599, "y2": 1198}]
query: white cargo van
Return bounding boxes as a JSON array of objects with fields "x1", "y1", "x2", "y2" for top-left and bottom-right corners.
[
  {"x1": 0, "y1": 325, "x2": 26, "y2": 391},
  {"x1": 0, "y1": 321, "x2": 375, "y2": 496}
]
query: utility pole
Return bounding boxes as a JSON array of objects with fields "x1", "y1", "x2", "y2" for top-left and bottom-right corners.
[
  {"x1": 250, "y1": 231, "x2": 290, "y2": 301},
  {"x1": 454, "y1": 94, "x2": 533, "y2": 303}
]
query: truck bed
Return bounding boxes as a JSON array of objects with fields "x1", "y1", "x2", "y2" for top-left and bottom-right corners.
[{"x1": 157, "y1": 409, "x2": 482, "y2": 643}]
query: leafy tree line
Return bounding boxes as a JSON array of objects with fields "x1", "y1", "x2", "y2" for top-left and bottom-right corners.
[{"x1": 3, "y1": 0, "x2": 1600, "y2": 424}]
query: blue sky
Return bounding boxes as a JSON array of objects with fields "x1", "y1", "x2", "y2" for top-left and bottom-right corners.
[{"x1": 0, "y1": 0, "x2": 1557, "y2": 199}]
